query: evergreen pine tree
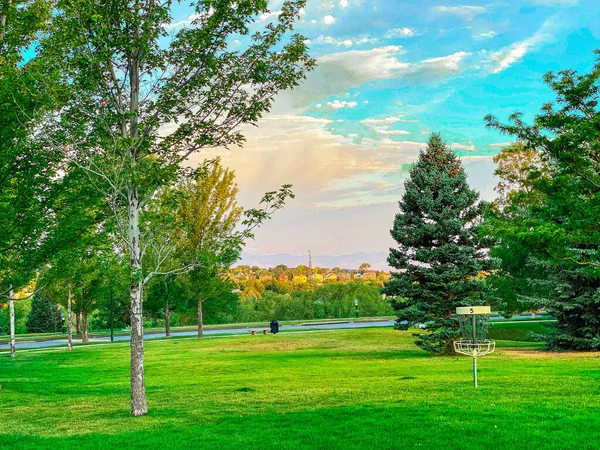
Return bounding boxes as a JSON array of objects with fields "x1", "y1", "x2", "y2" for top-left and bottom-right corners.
[
  {"x1": 384, "y1": 133, "x2": 494, "y2": 354},
  {"x1": 26, "y1": 296, "x2": 63, "y2": 333}
]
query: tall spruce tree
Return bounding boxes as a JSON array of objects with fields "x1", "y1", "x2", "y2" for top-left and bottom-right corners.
[
  {"x1": 384, "y1": 133, "x2": 494, "y2": 354},
  {"x1": 25, "y1": 296, "x2": 62, "y2": 333}
]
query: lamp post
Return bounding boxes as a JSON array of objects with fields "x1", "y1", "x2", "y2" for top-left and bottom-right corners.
[
  {"x1": 109, "y1": 280, "x2": 114, "y2": 342},
  {"x1": 354, "y1": 298, "x2": 359, "y2": 318}
]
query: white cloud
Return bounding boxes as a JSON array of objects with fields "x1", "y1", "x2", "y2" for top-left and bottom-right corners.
[
  {"x1": 385, "y1": 27, "x2": 415, "y2": 38},
  {"x1": 316, "y1": 35, "x2": 353, "y2": 47},
  {"x1": 474, "y1": 31, "x2": 497, "y2": 40},
  {"x1": 361, "y1": 117, "x2": 410, "y2": 136},
  {"x1": 272, "y1": 47, "x2": 473, "y2": 113},
  {"x1": 163, "y1": 13, "x2": 201, "y2": 30},
  {"x1": 489, "y1": 141, "x2": 513, "y2": 148},
  {"x1": 323, "y1": 15, "x2": 336, "y2": 25},
  {"x1": 318, "y1": 46, "x2": 408, "y2": 79},
  {"x1": 326, "y1": 99, "x2": 358, "y2": 109},
  {"x1": 339, "y1": 0, "x2": 349, "y2": 8},
  {"x1": 487, "y1": 19, "x2": 555, "y2": 73},
  {"x1": 354, "y1": 36, "x2": 379, "y2": 45},
  {"x1": 259, "y1": 10, "x2": 282, "y2": 21},
  {"x1": 315, "y1": 35, "x2": 378, "y2": 47},
  {"x1": 451, "y1": 142, "x2": 476, "y2": 151},
  {"x1": 433, "y1": 5, "x2": 486, "y2": 20},
  {"x1": 416, "y1": 51, "x2": 470, "y2": 75}
]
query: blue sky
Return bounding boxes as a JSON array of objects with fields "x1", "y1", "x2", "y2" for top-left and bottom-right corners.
[{"x1": 177, "y1": 0, "x2": 599, "y2": 259}]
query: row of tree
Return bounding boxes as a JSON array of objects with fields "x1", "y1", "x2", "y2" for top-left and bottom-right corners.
[
  {"x1": 385, "y1": 53, "x2": 600, "y2": 354},
  {"x1": 1, "y1": 0, "x2": 314, "y2": 416}
]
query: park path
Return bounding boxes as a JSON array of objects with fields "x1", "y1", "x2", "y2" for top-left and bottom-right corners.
[{"x1": 0, "y1": 320, "x2": 395, "y2": 351}]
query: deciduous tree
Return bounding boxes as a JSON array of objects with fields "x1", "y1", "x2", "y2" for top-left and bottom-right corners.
[{"x1": 37, "y1": 0, "x2": 313, "y2": 415}]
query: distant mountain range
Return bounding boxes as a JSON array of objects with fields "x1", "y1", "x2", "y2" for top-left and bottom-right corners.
[{"x1": 236, "y1": 251, "x2": 391, "y2": 271}]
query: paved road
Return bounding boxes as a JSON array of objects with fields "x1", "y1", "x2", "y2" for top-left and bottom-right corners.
[{"x1": 0, "y1": 314, "x2": 549, "y2": 352}]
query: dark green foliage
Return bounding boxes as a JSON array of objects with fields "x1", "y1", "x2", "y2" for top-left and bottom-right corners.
[
  {"x1": 485, "y1": 51, "x2": 600, "y2": 350},
  {"x1": 384, "y1": 133, "x2": 494, "y2": 354},
  {"x1": 26, "y1": 296, "x2": 62, "y2": 333}
]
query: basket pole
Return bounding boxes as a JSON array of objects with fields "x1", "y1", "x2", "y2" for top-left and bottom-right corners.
[{"x1": 473, "y1": 357, "x2": 478, "y2": 388}]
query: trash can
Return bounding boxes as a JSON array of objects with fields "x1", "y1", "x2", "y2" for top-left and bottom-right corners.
[{"x1": 270, "y1": 319, "x2": 279, "y2": 334}]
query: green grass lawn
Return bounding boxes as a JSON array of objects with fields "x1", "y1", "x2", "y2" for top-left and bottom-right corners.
[{"x1": 1, "y1": 328, "x2": 598, "y2": 450}]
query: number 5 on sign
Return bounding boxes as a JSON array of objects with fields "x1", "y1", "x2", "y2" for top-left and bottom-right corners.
[{"x1": 456, "y1": 306, "x2": 491, "y2": 315}]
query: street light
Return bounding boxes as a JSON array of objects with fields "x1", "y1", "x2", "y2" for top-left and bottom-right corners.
[{"x1": 354, "y1": 298, "x2": 359, "y2": 318}]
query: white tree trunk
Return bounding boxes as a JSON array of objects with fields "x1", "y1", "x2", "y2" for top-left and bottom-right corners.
[
  {"x1": 128, "y1": 186, "x2": 147, "y2": 416},
  {"x1": 67, "y1": 285, "x2": 73, "y2": 350},
  {"x1": 9, "y1": 288, "x2": 15, "y2": 358}
]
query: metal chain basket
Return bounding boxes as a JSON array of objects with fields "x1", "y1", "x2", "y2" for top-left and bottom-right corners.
[
  {"x1": 453, "y1": 306, "x2": 496, "y2": 387},
  {"x1": 453, "y1": 340, "x2": 496, "y2": 357}
]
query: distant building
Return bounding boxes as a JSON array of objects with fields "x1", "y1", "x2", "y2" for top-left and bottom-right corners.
[
  {"x1": 259, "y1": 273, "x2": 273, "y2": 281},
  {"x1": 310, "y1": 273, "x2": 324, "y2": 283}
]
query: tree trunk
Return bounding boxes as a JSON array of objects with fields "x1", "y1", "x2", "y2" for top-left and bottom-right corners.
[
  {"x1": 9, "y1": 288, "x2": 15, "y2": 358},
  {"x1": 165, "y1": 298, "x2": 170, "y2": 337},
  {"x1": 0, "y1": 0, "x2": 11, "y2": 42},
  {"x1": 197, "y1": 299, "x2": 203, "y2": 339},
  {"x1": 128, "y1": 185, "x2": 148, "y2": 417},
  {"x1": 75, "y1": 312, "x2": 81, "y2": 335},
  {"x1": 67, "y1": 285, "x2": 73, "y2": 350},
  {"x1": 81, "y1": 307, "x2": 89, "y2": 343}
]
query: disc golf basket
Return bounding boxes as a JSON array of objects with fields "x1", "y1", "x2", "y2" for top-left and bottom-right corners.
[{"x1": 453, "y1": 306, "x2": 495, "y2": 388}]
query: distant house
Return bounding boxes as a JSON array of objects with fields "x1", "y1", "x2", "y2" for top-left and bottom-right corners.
[
  {"x1": 278, "y1": 274, "x2": 290, "y2": 282},
  {"x1": 259, "y1": 273, "x2": 273, "y2": 281},
  {"x1": 310, "y1": 273, "x2": 324, "y2": 283}
]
